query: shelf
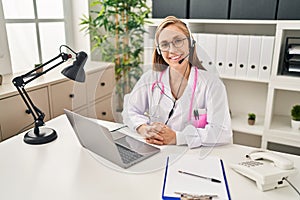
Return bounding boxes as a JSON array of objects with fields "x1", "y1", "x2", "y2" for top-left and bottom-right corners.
[
  {"x1": 149, "y1": 18, "x2": 278, "y2": 25},
  {"x1": 270, "y1": 115, "x2": 300, "y2": 133},
  {"x1": 144, "y1": 19, "x2": 300, "y2": 150},
  {"x1": 231, "y1": 113, "x2": 264, "y2": 136},
  {"x1": 221, "y1": 76, "x2": 269, "y2": 83},
  {"x1": 148, "y1": 18, "x2": 277, "y2": 36},
  {"x1": 266, "y1": 115, "x2": 300, "y2": 147},
  {"x1": 277, "y1": 21, "x2": 300, "y2": 30},
  {"x1": 271, "y1": 75, "x2": 300, "y2": 91},
  {"x1": 272, "y1": 89, "x2": 300, "y2": 119},
  {"x1": 187, "y1": 19, "x2": 278, "y2": 25}
]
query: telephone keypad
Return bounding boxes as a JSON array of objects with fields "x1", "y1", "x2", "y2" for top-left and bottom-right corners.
[{"x1": 239, "y1": 160, "x2": 263, "y2": 167}]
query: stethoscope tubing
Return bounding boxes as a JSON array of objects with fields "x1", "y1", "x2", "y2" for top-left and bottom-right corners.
[{"x1": 150, "y1": 67, "x2": 198, "y2": 123}]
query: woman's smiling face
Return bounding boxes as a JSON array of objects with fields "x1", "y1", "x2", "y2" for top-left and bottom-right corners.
[{"x1": 157, "y1": 24, "x2": 189, "y2": 69}]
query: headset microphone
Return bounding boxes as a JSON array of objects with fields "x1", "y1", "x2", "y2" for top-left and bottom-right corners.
[
  {"x1": 178, "y1": 53, "x2": 190, "y2": 64},
  {"x1": 178, "y1": 39, "x2": 195, "y2": 64}
]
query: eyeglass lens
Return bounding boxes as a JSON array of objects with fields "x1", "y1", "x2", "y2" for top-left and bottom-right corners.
[{"x1": 159, "y1": 38, "x2": 187, "y2": 52}]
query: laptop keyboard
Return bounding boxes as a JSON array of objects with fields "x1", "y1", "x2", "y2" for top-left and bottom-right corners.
[{"x1": 116, "y1": 144, "x2": 143, "y2": 164}]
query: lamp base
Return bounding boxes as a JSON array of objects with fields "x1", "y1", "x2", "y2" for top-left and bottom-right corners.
[{"x1": 24, "y1": 127, "x2": 57, "y2": 145}]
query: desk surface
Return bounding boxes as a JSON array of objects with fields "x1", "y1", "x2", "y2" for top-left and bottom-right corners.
[{"x1": 0, "y1": 115, "x2": 299, "y2": 200}]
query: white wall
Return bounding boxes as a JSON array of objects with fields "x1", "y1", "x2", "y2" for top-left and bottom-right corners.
[
  {"x1": 71, "y1": 0, "x2": 91, "y2": 55},
  {"x1": 0, "y1": 0, "x2": 12, "y2": 75}
]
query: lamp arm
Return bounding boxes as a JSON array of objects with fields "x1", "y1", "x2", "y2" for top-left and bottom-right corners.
[
  {"x1": 12, "y1": 52, "x2": 71, "y2": 135},
  {"x1": 24, "y1": 53, "x2": 71, "y2": 84},
  {"x1": 17, "y1": 86, "x2": 45, "y2": 134}
]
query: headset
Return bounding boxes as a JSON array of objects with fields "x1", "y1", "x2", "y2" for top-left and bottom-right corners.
[{"x1": 156, "y1": 22, "x2": 195, "y2": 56}]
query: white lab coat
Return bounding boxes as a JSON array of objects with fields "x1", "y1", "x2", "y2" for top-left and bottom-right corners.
[{"x1": 122, "y1": 66, "x2": 232, "y2": 148}]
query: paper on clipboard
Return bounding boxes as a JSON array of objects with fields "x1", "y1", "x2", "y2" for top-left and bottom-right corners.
[{"x1": 162, "y1": 155, "x2": 231, "y2": 200}]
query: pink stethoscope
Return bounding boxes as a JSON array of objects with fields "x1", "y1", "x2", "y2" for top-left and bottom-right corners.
[{"x1": 151, "y1": 67, "x2": 207, "y2": 128}]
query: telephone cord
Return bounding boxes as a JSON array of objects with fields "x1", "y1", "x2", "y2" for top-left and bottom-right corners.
[{"x1": 283, "y1": 177, "x2": 300, "y2": 196}]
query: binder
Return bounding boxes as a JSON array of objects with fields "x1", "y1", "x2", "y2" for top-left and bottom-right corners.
[
  {"x1": 189, "y1": 0, "x2": 229, "y2": 19},
  {"x1": 224, "y1": 35, "x2": 238, "y2": 77},
  {"x1": 247, "y1": 36, "x2": 262, "y2": 79},
  {"x1": 162, "y1": 155, "x2": 231, "y2": 200},
  {"x1": 152, "y1": 0, "x2": 188, "y2": 18},
  {"x1": 216, "y1": 34, "x2": 228, "y2": 76},
  {"x1": 236, "y1": 35, "x2": 250, "y2": 78},
  {"x1": 196, "y1": 33, "x2": 217, "y2": 73},
  {"x1": 258, "y1": 36, "x2": 274, "y2": 81}
]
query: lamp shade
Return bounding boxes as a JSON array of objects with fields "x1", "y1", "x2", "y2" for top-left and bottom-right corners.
[{"x1": 61, "y1": 51, "x2": 87, "y2": 82}]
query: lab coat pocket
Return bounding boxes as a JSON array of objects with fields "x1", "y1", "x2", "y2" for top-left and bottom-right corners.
[{"x1": 192, "y1": 109, "x2": 207, "y2": 128}]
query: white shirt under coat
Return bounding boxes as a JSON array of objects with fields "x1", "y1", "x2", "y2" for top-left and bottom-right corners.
[{"x1": 122, "y1": 66, "x2": 233, "y2": 148}]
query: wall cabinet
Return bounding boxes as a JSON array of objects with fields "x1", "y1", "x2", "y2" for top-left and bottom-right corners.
[
  {"x1": 86, "y1": 65, "x2": 115, "y2": 121},
  {"x1": 144, "y1": 19, "x2": 300, "y2": 154},
  {"x1": 0, "y1": 87, "x2": 50, "y2": 140},
  {"x1": 50, "y1": 79, "x2": 87, "y2": 118},
  {"x1": 88, "y1": 96, "x2": 115, "y2": 122},
  {"x1": 86, "y1": 66, "x2": 115, "y2": 103},
  {"x1": 0, "y1": 62, "x2": 115, "y2": 141}
]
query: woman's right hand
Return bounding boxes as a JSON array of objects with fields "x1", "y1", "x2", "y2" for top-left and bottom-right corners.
[{"x1": 136, "y1": 123, "x2": 164, "y2": 145}]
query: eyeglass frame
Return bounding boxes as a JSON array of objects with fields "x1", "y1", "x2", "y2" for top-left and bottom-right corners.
[{"x1": 157, "y1": 37, "x2": 188, "y2": 52}]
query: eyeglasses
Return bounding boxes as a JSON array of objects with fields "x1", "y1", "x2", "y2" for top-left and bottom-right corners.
[{"x1": 158, "y1": 38, "x2": 188, "y2": 52}]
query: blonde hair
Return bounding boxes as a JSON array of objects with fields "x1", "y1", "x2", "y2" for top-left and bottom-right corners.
[{"x1": 152, "y1": 16, "x2": 204, "y2": 71}]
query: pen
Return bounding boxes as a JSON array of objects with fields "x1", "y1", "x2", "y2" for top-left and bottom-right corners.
[
  {"x1": 193, "y1": 110, "x2": 199, "y2": 120},
  {"x1": 174, "y1": 192, "x2": 218, "y2": 200},
  {"x1": 178, "y1": 170, "x2": 221, "y2": 183},
  {"x1": 110, "y1": 125, "x2": 128, "y2": 132}
]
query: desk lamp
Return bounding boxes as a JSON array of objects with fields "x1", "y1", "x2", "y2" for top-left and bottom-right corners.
[{"x1": 12, "y1": 45, "x2": 87, "y2": 145}]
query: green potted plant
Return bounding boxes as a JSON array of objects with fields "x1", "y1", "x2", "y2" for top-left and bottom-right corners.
[
  {"x1": 80, "y1": 0, "x2": 151, "y2": 113},
  {"x1": 291, "y1": 104, "x2": 300, "y2": 130},
  {"x1": 248, "y1": 113, "x2": 256, "y2": 125}
]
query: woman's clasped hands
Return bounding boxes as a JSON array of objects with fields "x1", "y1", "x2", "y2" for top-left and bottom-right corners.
[{"x1": 137, "y1": 122, "x2": 176, "y2": 145}]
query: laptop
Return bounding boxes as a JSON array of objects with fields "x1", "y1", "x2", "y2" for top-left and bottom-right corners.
[{"x1": 64, "y1": 109, "x2": 160, "y2": 169}]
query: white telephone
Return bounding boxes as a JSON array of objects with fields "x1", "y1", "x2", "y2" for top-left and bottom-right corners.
[{"x1": 230, "y1": 150, "x2": 298, "y2": 191}]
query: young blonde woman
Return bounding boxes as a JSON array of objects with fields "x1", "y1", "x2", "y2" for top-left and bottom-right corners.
[{"x1": 122, "y1": 16, "x2": 232, "y2": 148}]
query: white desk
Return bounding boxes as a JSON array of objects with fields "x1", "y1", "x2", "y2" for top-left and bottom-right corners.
[{"x1": 0, "y1": 115, "x2": 299, "y2": 200}]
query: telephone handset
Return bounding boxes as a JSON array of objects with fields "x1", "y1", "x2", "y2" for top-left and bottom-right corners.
[
  {"x1": 246, "y1": 150, "x2": 294, "y2": 170},
  {"x1": 230, "y1": 150, "x2": 298, "y2": 191}
]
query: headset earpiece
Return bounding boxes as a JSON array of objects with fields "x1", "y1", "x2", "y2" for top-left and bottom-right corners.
[
  {"x1": 156, "y1": 46, "x2": 161, "y2": 55},
  {"x1": 191, "y1": 39, "x2": 195, "y2": 48},
  {"x1": 184, "y1": 22, "x2": 195, "y2": 49}
]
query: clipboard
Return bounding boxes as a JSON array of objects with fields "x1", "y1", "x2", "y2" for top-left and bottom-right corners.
[{"x1": 162, "y1": 155, "x2": 231, "y2": 200}]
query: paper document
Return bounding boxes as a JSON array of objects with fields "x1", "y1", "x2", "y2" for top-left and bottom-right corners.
[
  {"x1": 288, "y1": 45, "x2": 300, "y2": 55},
  {"x1": 162, "y1": 155, "x2": 231, "y2": 200},
  {"x1": 289, "y1": 55, "x2": 300, "y2": 63},
  {"x1": 288, "y1": 65, "x2": 300, "y2": 72}
]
